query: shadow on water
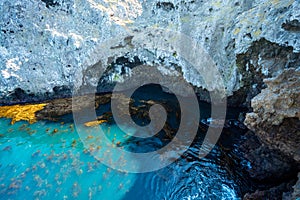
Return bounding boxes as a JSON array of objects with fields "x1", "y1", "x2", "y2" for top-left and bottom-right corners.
[{"x1": 0, "y1": 84, "x2": 255, "y2": 199}]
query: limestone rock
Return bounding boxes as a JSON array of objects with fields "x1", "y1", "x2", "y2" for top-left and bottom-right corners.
[{"x1": 1, "y1": 0, "x2": 300, "y2": 104}]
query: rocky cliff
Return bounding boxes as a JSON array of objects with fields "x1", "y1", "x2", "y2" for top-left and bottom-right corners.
[
  {"x1": 245, "y1": 68, "x2": 300, "y2": 162},
  {"x1": 242, "y1": 67, "x2": 300, "y2": 199},
  {"x1": 1, "y1": 0, "x2": 300, "y2": 199},
  {"x1": 1, "y1": 0, "x2": 300, "y2": 105}
]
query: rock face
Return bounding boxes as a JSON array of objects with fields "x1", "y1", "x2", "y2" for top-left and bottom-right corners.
[
  {"x1": 245, "y1": 68, "x2": 300, "y2": 161},
  {"x1": 1, "y1": 0, "x2": 300, "y2": 105},
  {"x1": 235, "y1": 39, "x2": 300, "y2": 107},
  {"x1": 243, "y1": 68, "x2": 300, "y2": 198},
  {"x1": 237, "y1": 130, "x2": 298, "y2": 197}
]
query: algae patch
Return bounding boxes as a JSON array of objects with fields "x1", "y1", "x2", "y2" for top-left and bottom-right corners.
[
  {"x1": 0, "y1": 104, "x2": 47, "y2": 124},
  {"x1": 84, "y1": 119, "x2": 107, "y2": 127}
]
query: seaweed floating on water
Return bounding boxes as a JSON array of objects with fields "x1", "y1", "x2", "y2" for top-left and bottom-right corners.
[
  {"x1": 71, "y1": 139, "x2": 77, "y2": 147},
  {"x1": 84, "y1": 119, "x2": 107, "y2": 127},
  {"x1": 0, "y1": 104, "x2": 47, "y2": 124},
  {"x1": 52, "y1": 129, "x2": 59, "y2": 134}
]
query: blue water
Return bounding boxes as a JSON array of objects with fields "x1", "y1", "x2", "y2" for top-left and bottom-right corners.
[
  {"x1": 0, "y1": 118, "x2": 244, "y2": 200},
  {"x1": 0, "y1": 86, "x2": 249, "y2": 199},
  {"x1": 0, "y1": 118, "x2": 138, "y2": 199}
]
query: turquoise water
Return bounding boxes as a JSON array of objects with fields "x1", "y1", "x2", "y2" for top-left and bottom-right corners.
[
  {"x1": 0, "y1": 86, "x2": 249, "y2": 199},
  {"x1": 0, "y1": 117, "x2": 243, "y2": 200},
  {"x1": 0, "y1": 118, "x2": 137, "y2": 200}
]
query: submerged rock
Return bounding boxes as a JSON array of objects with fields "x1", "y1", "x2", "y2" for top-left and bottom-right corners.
[{"x1": 84, "y1": 119, "x2": 107, "y2": 127}]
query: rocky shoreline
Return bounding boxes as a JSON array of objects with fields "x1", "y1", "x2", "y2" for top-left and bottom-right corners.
[{"x1": 1, "y1": 0, "x2": 300, "y2": 199}]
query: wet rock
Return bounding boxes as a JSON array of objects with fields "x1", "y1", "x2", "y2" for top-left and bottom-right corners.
[
  {"x1": 238, "y1": 131, "x2": 299, "y2": 199},
  {"x1": 243, "y1": 179, "x2": 297, "y2": 200},
  {"x1": 244, "y1": 145, "x2": 298, "y2": 183},
  {"x1": 36, "y1": 93, "x2": 112, "y2": 120},
  {"x1": 200, "y1": 118, "x2": 248, "y2": 129},
  {"x1": 292, "y1": 173, "x2": 300, "y2": 199},
  {"x1": 238, "y1": 131, "x2": 298, "y2": 183}
]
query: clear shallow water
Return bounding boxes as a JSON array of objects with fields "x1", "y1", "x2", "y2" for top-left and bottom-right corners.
[
  {"x1": 0, "y1": 118, "x2": 242, "y2": 200},
  {"x1": 0, "y1": 86, "x2": 248, "y2": 199},
  {"x1": 0, "y1": 118, "x2": 137, "y2": 200}
]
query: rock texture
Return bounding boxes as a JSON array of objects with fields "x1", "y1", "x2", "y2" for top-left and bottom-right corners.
[
  {"x1": 1, "y1": 0, "x2": 300, "y2": 104},
  {"x1": 243, "y1": 179, "x2": 297, "y2": 200},
  {"x1": 292, "y1": 173, "x2": 300, "y2": 199},
  {"x1": 243, "y1": 68, "x2": 300, "y2": 198},
  {"x1": 245, "y1": 68, "x2": 300, "y2": 161},
  {"x1": 235, "y1": 39, "x2": 300, "y2": 107},
  {"x1": 238, "y1": 130, "x2": 298, "y2": 182}
]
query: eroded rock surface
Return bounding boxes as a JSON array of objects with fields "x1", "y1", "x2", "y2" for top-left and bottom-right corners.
[
  {"x1": 245, "y1": 68, "x2": 300, "y2": 161},
  {"x1": 1, "y1": 0, "x2": 300, "y2": 104},
  {"x1": 235, "y1": 39, "x2": 300, "y2": 107},
  {"x1": 242, "y1": 68, "x2": 300, "y2": 199}
]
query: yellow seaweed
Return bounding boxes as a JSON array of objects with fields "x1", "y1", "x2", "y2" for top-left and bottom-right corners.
[
  {"x1": 84, "y1": 119, "x2": 108, "y2": 127},
  {"x1": 0, "y1": 103, "x2": 47, "y2": 124}
]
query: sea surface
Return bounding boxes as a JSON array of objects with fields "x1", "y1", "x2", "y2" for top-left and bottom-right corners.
[{"x1": 0, "y1": 85, "x2": 252, "y2": 200}]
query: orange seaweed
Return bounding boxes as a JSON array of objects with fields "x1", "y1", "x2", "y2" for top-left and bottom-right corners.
[{"x1": 0, "y1": 103, "x2": 47, "y2": 124}]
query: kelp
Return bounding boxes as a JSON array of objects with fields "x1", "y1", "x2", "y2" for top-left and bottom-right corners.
[
  {"x1": 84, "y1": 120, "x2": 107, "y2": 127},
  {"x1": 0, "y1": 104, "x2": 47, "y2": 124}
]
